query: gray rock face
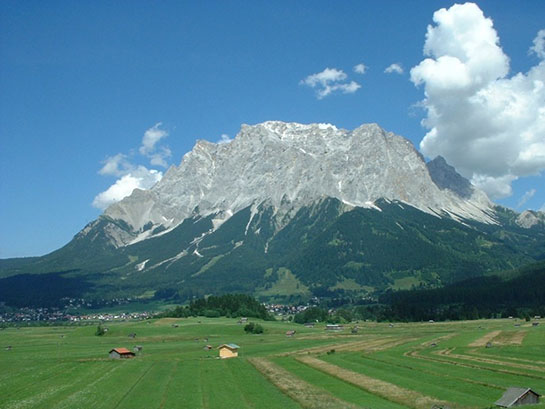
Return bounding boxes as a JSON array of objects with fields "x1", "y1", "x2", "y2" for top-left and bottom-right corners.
[
  {"x1": 104, "y1": 121, "x2": 496, "y2": 246},
  {"x1": 516, "y1": 210, "x2": 545, "y2": 228},
  {"x1": 427, "y1": 156, "x2": 473, "y2": 199}
]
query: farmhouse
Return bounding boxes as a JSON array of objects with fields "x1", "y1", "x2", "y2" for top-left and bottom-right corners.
[
  {"x1": 218, "y1": 344, "x2": 240, "y2": 359},
  {"x1": 109, "y1": 348, "x2": 135, "y2": 359},
  {"x1": 495, "y1": 387, "x2": 540, "y2": 407}
]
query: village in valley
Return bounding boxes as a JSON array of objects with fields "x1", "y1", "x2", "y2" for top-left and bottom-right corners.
[{"x1": 2, "y1": 300, "x2": 544, "y2": 409}]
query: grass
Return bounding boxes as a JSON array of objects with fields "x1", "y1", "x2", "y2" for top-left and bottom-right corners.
[{"x1": 1, "y1": 317, "x2": 545, "y2": 408}]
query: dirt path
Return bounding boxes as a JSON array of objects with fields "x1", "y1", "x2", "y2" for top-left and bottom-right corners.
[{"x1": 248, "y1": 357, "x2": 361, "y2": 409}]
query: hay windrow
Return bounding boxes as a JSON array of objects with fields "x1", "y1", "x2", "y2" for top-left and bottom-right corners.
[
  {"x1": 297, "y1": 356, "x2": 466, "y2": 409},
  {"x1": 468, "y1": 330, "x2": 501, "y2": 347},
  {"x1": 248, "y1": 357, "x2": 361, "y2": 409}
]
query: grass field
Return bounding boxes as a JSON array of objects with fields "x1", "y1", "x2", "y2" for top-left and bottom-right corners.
[{"x1": 1, "y1": 317, "x2": 544, "y2": 408}]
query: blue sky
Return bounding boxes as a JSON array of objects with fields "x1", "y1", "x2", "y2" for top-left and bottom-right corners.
[{"x1": 1, "y1": 1, "x2": 544, "y2": 258}]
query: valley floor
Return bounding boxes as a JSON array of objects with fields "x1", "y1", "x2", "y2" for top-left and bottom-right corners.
[{"x1": 1, "y1": 317, "x2": 544, "y2": 409}]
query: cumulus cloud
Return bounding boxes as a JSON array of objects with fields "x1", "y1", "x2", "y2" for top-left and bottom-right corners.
[
  {"x1": 517, "y1": 188, "x2": 537, "y2": 208},
  {"x1": 411, "y1": 3, "x2": 545, "y2": 199},
  {"x1": 139, "y1": 122, "x2": 171, "y2": 167},
  {"x1": 530, "y1": 29, "x2": 545, "y2": 59},
  {"x1": 93, "y1": 167, "x2": 162, "y2": 210},
  {"x1": 98, "y1": 153, "x2": 132, "y2": 177},
  {"x1": 300, "y1": 68, "x2": 361, "y2": 99},
  {"x1": 384, "y1": 63, "x2": 404, "y2": 74},
  {"x1": 353, "y1": 63, "x2": 367, "y2": 74},
  {"x1": 218, "y1": 134, "x2": 232, "y2": 144},
  {"x1": 93, "y1": 123, "x2": 172, "y2": 209}
]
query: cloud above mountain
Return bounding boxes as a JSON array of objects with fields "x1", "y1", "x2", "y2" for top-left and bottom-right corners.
[
  {"x1": 300, "y1": 67, "x2": 361, "y2": 99},
  {"x1": 93, "y1": 123, "x2": 170, "y2": 210},
  {"x1": 411, "y1": 2, "x2": 545, "y2": 200},
  {"x1": 385, "y1": 63, "x2": 404, "y2": 74}
]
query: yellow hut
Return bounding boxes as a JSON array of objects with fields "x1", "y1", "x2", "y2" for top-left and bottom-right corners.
[{"x1": 218, "y1": 343, "x2": 240, "y2": 359}]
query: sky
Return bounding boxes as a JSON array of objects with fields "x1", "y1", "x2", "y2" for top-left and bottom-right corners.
[{"x1": 1, "y1": 1, "x2": 544, "y2": 258}]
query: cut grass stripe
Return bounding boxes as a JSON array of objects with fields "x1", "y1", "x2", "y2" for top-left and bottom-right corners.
[
  {"x1": 297, "y1": 356, "x2": 468, "y2": 409},
  {"x1": 249, "y1": 357, "x2": 361, "y2": 409},
  {"x1": 272, "y1": 356, "x2": 409, "y2": 409}
]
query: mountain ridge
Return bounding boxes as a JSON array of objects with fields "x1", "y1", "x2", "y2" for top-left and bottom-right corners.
[
  {"x1": 1, "y1": 121, "x2": 544, "y2": 307},
  {"x1": 101, "y1": 121, "x2": 496, "y2": 249}
]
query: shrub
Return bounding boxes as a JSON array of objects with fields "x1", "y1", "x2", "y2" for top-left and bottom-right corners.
[
  {"x1": 244, "y1": 322, "x2": 264, "y2": 334},
  {"x1": 95, "y1": 325, "x2": 105, "y2": 336}
]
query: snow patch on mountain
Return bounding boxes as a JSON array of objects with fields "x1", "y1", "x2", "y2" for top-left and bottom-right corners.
[{"x1": 103, "y1": 121, "x2": 497, "y2": 246}]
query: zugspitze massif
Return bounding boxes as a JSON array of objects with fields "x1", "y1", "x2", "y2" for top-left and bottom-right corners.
[
  {"x1": 3, "y1": 122, "x2": 544, "y2": 303},
  {"x1": 104, "y1": 121, "x2": 494, "y2": 245}
]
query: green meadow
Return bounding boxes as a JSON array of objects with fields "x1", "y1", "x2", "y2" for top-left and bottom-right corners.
[{"x1": 1, "y1": 317, "x2": 544, "y2": 409}]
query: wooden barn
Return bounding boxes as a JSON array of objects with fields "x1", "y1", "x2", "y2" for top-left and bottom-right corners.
[
  {"x1": 109, "y1": 348, "x2": 135, "y2": 359},
  {"x1": 218, "y1": 344, "x2": 240, "y2": 359},
  {"x1": 495, "y1": 387, "x2": 540, "y2": 407}
]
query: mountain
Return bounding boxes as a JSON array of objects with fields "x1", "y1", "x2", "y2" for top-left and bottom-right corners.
[{"x1": 1, "y1": 121, "x2": 544, "y2": 307}]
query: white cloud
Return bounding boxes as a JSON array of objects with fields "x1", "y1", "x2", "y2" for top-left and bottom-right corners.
[
  {"x1": 530, "y1": 29, "x2": 545, "y2": 59},
  {"x1": 384, "y1": 63, "x2": 404, "y2": 74},
  {"x1": 471, "y1": 174, "x2": 516, "y2": 199},
  {"x1": 300, "y1": 68, "x2": 361, "y2": 99},
  {"x1": 92, "y1": 166, "x2": 162, "y2": 210},
  {"x1": 410, "y1": 3, "x2": 545, "y2": 200},
  {"x1": 353, "y1": 63, "x2": 367, "y2": 74},
  {"x1": 149, "y1": 146, "x2": 172, "y2": 167},
  {"x1": 140, "y1": 123, "x2": 168, "y2": 155},
  {"x1": 139, "y1": 122, "x2": 171, "y2": 167},
  {"x1": 517, "y1": 188, "x2": 537, "y2": 208},
  {"x1": 98, "y1": 153, "x2": 132, "y2": 177},
  {"x1": 302, "y1": 68, "x2": 347, "y2": 87},
  {"x1": 218, "y1": 134, "x2": 232, "y2": 144},
  {"x1": 93, "y1": 123, "x2": 173, "y2": 210}
]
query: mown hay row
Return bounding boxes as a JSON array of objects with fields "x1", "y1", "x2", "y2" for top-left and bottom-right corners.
[
  {"x1": 467, "y1": 349, "x2": 545, "y2": 366},
  {"x1": 468, "y1": 330, "x2": 501, "y2": 347},
  {"x1": 248, "y1": 357, "x2": 361, "y2": 409},
  {"x1": 296, "y1": 356, "x2": 466, "y2": 409},
  {"x1": 490, "y1": 330, "x2": 527, "y2": 345},
  {"x1": 433, "y1": 349, "x2": 545, "y2": 372},
  {"x1": 281, "y1": 337, "x2": 413, "y2": 357},
  {"x1": 406, "y1": 349, "x2": 545, "y2": 380}
]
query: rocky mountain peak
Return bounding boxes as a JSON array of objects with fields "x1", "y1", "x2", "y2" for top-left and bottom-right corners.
[
  {"x1": 427, "y1": 156, "x2": 474, "y2": 199},
  {"x1": 103, "y1": 121, "x2": 496, "y2": 246}
]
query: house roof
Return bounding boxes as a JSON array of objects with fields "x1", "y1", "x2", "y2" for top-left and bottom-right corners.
[
  {"x1": 495, "y1": 387, "x2": 540, "y2": 407},
  {"x1": 110, "y1": 347, "x2": 133, "y2": 354},
  {"x1": 218, "y1": 343, "x2": 240, "y2": 350}
]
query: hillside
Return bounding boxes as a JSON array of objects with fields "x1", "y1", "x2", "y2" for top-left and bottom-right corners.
[{"x1": 1, "y1": 121, "x2": 544, "y2": 308}]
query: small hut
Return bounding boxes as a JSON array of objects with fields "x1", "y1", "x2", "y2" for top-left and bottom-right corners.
[
  {"x1": 495, "y1": 387, "x2": 540, "y2": 407},
  {"x1": 109, "y1": 348, "x2": 135, "y2": 359},
  {"x1": 218, "y1": 344, "x2": 240, "y2": 359}
]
